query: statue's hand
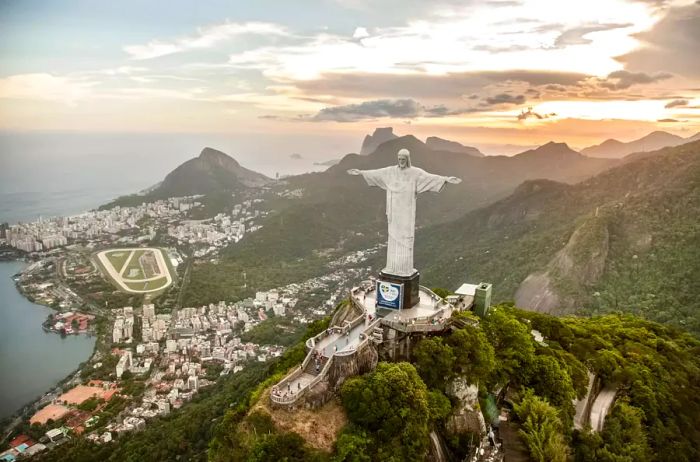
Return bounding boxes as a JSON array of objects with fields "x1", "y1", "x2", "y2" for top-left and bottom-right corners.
[
  {"x1": 347, "y1": 169, "x2": 361, "y2": 175},
  {"x1": 447, "y1": 176, "x2": 462, "y2": 184}
]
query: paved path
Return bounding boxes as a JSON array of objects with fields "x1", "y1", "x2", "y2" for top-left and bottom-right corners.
[
  {"x1": 590, "y1": 387, "x2": 617, "y2": 432},
  {"x1": 279, "y1": 316, "x2": 377, "y2": 400},
  {"x1": 274, "y1": 284, "x2": 454, "y2": 404},
  {"x1": 315, "y1": 319, "x2": 370, "y2": 358},
  {"x1": 573, "y1": 372, "x2": 596, "y2": 429}
]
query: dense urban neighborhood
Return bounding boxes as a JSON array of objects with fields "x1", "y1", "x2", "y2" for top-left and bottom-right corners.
[{"x1": 0, "y1": 183, "x2": 385, "y2": 460}]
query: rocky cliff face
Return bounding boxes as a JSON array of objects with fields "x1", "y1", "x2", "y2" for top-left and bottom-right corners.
[
  {"x1": 360, "y1": 127, "x2": 398, "y2": 155},
  {"x1": 426, "y1": 136, "x2": 484, "y2": 157},
  {"x1": 515, "y1": 214, "x2": 610, "y2": 314},
  {"x1": 445, "y1": 377, "x2": 487, "y2": 437},
  {"x1": 326, "y1": 342, "x2": 378, "y2": 390}
]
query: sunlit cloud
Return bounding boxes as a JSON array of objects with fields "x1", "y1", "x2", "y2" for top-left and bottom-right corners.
[
  {"x1": 124, "y1": 21, "x2": 290, "y2": 60},
  {"x1": 227, "y1": 0, "x2": 658, "y2": 80},
  {"x1": 528, "y1": 99, "x2": 670, "y2": 121},
  {"x1": 0, "y1": 73, "x2": 96, "y2": 104},
  {"x1": 1, "y1": 0, "x2": 699, "y2": 143}
]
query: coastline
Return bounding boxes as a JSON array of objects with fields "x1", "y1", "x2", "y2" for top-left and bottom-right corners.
[{"x1": 0, "y1": 259, "x2": 99, "y2": 436}]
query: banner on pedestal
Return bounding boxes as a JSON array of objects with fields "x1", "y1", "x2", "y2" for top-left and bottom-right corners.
[{"x1": 376, "y1": 280, "x2": 403, "y2": 310}]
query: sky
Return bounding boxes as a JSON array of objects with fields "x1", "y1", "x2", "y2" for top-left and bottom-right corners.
[{"x1": 1, "y1": 0, "x2": 699, "y2": 155}]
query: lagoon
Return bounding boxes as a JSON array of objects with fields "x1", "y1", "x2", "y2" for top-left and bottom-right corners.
[{"x1": 0, "y1": 260, "x2": 95, "y2": 420}]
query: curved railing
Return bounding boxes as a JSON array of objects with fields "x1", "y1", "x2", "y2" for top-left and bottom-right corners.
[
  {"x1": 271, "y1": 316, "x2": 380, "y2": 405},
  {"x1": 272, "y1": 285, "x2": 457, "y2": 406}
]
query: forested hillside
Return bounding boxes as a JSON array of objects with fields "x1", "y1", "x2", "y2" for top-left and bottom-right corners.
[
  {"x1": 207, "y1": 307, "x2": 700, "y2": 462},
  {"x1": 415, "y1": 140, "x2": 700, "y2": 334},
  {"x1": 183, "y1": 136, "x2": 613, "y2": 305}
]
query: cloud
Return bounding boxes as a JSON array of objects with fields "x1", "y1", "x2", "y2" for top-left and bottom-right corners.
[
  {"x1": 484, "y1": 93, "x2": 526, "y2": 105},
  {"x1": 617, "y1": 3, "x2": 700, "y2": 78},
  {"x1": 353, "y1": 27, "x2": 369, "y2": 39},
  {"x1": 309, "y1": 98, "x2": 471, "y2": 122},
  {"x1": 223, "y1": 1, "x2": 660, "y2": 80},
  {"x1": 290, "y1": 70, "x2": 588, "y2": 99},
  {"x1": 554, "y1": 23, "x2": 632, "y2": 47},
  {"x1": 517, "y1": 107, "x2": 557, "y2": 120},
  {"x1": 599, "y1": 70, "x2": 672, "y2": 90},
  {"x1": 665, "y1": 98, "x2": 689, "y2": 108},
  {"x1": 0, "y1": 73, "x2": 95, "y2": 103},
  {"x1": 124, "y1": 21, "x2": 289, "y2": 60}
]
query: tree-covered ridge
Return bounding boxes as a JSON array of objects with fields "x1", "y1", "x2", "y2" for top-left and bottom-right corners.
[
  {"x1": 513, "y1": 307, "x2": 700, "y2": 462},
  {"x1": 205, "y1": 306, "x2": 698, "y2": 461},
  {"x1": 32, "y1": 305, "x2": 700, "y2": 461}
]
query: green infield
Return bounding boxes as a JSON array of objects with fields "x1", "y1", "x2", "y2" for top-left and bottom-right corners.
[
  {"x1": 95, "y1": 247, "x2": 174, "y2": 294},
  {"x1": 123, "y1": 249, "x2": 147, "y2": 280},
  {"x1": 104, "y1": 251, "x2": 130, "y2": 274}
]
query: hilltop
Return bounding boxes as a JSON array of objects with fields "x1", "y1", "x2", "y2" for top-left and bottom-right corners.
[{"x1": 100, "y1": 148, "x2": 271, "y2": 209}]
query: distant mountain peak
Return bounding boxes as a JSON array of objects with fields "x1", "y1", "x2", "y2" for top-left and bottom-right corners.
[
  {"x1": 199, "y1": 147, "x2": 240, "y2": 166},
  {"x1": 581, "y1": 130, "x2": 686, "y2": 159},
  {"x1": 518, "y1": 141, "x2": 579, "y2": 157},
  {"x1": 360, "y1": 127, "x2": 399, "y2": 155},
  {"x1": 425, "y1": 136, "x2": 484, "y2": 157},
  {"x1": 154, "y1": 147, "x2": 271, "y2": 197}
]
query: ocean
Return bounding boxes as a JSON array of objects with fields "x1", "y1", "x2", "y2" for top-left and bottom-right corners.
[{"x1": 0, "y1": 131, "x2": 346, "y2": 224}]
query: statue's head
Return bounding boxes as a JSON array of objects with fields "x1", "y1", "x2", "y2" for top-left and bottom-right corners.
[{"x1": 397, "y1": 149, "x2": 411, "y2": 169}]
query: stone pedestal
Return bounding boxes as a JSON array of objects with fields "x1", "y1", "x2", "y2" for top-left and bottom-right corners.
[{"x1": 379, "y1": 271, "x2": 420, "y2": 309}]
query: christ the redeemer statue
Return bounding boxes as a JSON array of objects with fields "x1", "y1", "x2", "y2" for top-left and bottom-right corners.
[{"x1": 348, "y1": 148, "x2": 461, "y2": 278}]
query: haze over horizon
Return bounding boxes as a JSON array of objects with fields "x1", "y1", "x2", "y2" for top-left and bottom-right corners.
[{"x1": 1, "y1": 0, "x2": 700, "y2": 158}]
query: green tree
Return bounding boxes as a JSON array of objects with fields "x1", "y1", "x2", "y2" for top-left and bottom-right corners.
[
  {"x1": 427, "y1": 390, "x2": 452, "y2": 423},
  {"x1": 525, "y1": 355, "x2": 576, "y2": 409},
  {"x1": 413, "y1": 337, "x2": 455, "y2": 389},
  {"x1": 482, "y1": 308, "x2": 536, "y2": 385},
  {"x1": 431, "y1": 287, "x2": 452, "y2": 299},
  {"x1": 248, "y1": 432, "x2": 317, "y2": 462},
  {"x1": 446, "y1": 325, "x2": 496, "y2": 384},
  {"x1": 513, "y1": 389, "x2": 569, "y2": 462},
  {"x1": 598, "y1": 403, "x2": 651, "y2": 462},
  {"x1": 334, "y1": 427, "x2": 374, "y2": 462},
  {"x1": 340, "y1": 362, "x2": 431, "y2": 461}
]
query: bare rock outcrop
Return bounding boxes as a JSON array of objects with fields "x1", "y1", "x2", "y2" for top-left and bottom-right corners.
[
  {"x1": 515, "y1": 215, "x2": 610, "y2": 314},
  {"x1": 445, "y1": 376, "x2": 486, "y2": 437}
]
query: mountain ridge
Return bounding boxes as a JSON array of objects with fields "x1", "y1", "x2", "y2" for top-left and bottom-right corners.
[
  {"x1": 415, "y1": 140, "x2": 700, "y2": 333},
  {"x1": 425, "y1": 136, "x2": 484, "y2": 157},
  {"x1": 100, "y1": 147, "x2": 271, "y2": 209},
  {"x1": 580, "y1": 130, "x2": 694, "y2": 158}
]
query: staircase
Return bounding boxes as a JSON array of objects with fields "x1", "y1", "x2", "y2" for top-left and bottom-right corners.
[
  {"x1": 371, "y1": 325, "x2": 384, "y2": 344},
  {"x1": 304, "y1": 354, "x2": 328, "y2": 376}
]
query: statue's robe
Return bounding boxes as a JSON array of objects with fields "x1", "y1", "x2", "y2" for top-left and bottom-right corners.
[{"x1": 359, "y1": 166, "x2": 449, "y2": 277}]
